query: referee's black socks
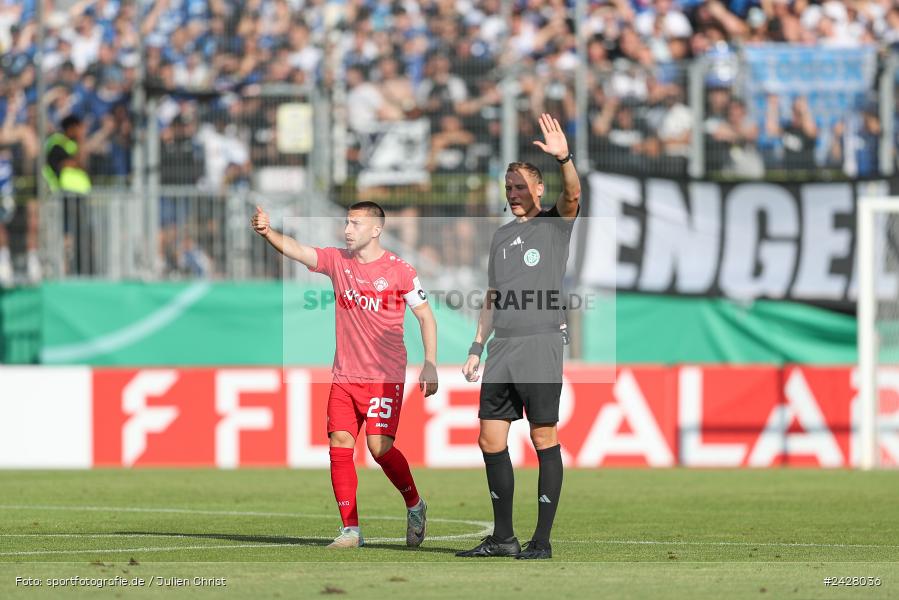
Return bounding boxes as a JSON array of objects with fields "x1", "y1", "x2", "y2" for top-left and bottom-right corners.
[
  {"x1": 483, "y1": 447, "x2": 515, "y2": 540},
  {"x1": 533, "y1": 444, "x2": 563, "y2": 543}
]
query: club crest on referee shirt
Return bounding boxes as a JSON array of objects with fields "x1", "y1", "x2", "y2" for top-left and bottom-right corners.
[
  {"x1": 374, "y1": 277, "x2": 389, "y2": 292},
  {"x1": 524, "y1": 249, "x2": 540, "y2": 266}
]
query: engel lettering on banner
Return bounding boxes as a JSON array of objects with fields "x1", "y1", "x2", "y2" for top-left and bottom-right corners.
[
  {"x1": 580, "y1": 172, "x2": 896, "y2": 305},
  {"x1": 356, "y1": 119, "x2": 430, "y2": 188}
]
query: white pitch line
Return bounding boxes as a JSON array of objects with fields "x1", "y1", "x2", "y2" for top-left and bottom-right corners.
[
  {"x1": 554, "y1": 539, "x2": 899, "y2": 549},
  {"x1": 0, "y1": 503, "x2": 484, "y2": 525},
  {"x1": 0, "y1": 504, "x2": 493, "y2": 552},
  {"x1": 0, "y1": 534, "x2": 327, "y2": 539},
  {"x1": 2, "y1": 505, "x2": 895, "y2": 552},
  {"x1": 1, "y1": 506, "x2": 893, "y2": 552},
  {"x1": 0, "y1": 534, "x2": 222, "y2": 538},
  {"x1": 3, "y1": 536, "x2": 896, "y2": 551},
  {"x1": 0, "y1": 532, "x2": 472, "y2": 543}
]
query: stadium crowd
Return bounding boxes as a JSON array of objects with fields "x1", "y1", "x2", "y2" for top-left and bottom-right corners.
[{"x1": 0, "y1": 0, "x2": 897, "y2": 281}]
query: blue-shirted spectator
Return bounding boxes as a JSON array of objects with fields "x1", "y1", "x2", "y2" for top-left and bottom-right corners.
[{"x1": 829, "y1": 105, "x2": 881, "y2": 178}]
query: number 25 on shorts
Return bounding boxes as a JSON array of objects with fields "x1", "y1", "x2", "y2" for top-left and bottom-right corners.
[{"x1": 367, "y1": 397, "x2": 393, "y2": 419}]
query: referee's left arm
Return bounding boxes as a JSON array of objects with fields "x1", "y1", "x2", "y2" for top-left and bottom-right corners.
[{"x1": 555, "y1": 155, "x2": 581, "y2": 220}]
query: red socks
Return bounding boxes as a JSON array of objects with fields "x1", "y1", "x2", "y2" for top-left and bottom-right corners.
[
  {"x1": 329, "y1": 447, "x2": 359, "y2": 527},
  {"x1": 330, "y1": 445, "x2": 420, "y2": 527},
  {"x1": 374, "y1": 446, "x2": 420, "y2": 508}
]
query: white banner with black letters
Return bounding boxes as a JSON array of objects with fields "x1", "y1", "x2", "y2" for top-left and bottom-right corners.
[
  {"x1": 357, "y1": 120, "x2": 430, "y2": 189},
  {"x1": 576, "y1": 171, "x2": 898, "y2": 304}
]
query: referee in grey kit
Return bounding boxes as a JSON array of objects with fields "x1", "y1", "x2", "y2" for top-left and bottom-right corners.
[{"x1": 456, "y1": 113, "x2": 580, "y2": 560}]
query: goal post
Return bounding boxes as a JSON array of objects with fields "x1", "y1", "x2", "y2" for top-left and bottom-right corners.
[{"x1": 856, "y1": 196, "x2": 899, "y2": 470}]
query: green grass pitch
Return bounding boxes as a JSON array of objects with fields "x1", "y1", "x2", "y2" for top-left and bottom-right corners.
[{"x1": 0, "y1": 468, "x2": 897, "y2": 599}]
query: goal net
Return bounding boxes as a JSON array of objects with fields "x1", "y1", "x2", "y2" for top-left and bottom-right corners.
[{"x1": 857, "y1": 196, "x2": 899, "y2": 469}]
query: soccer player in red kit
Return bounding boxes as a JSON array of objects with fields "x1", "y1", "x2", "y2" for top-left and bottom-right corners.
[{"x1": 252, "y1": 201, "x2": 438, "y2": 548}]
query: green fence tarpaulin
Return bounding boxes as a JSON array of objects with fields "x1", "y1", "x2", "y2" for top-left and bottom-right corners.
[
  {"x1": 604, "y1": 293, "x2": 856, "y2": 365},
  {"x1": 0, "y1": 283, "x2": 858, "y2": 366},
  {"x1": 32, "y1": 281, "x2": 473, "y2": 366}
]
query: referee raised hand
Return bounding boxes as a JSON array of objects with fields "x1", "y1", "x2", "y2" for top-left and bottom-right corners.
[
  {"x1": 457, "y1": 113, "x2": 580, "y2": 561},
  {"x1": 533, "y1": 113, "x2": 570, "y2": 163}
]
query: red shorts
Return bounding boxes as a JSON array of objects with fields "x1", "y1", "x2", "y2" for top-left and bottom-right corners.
[{"x1": 327, "y1": 376, "x2": 405, "y2": 437}]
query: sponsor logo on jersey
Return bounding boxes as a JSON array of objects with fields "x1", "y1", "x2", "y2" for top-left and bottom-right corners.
[
  {"x1": 524, "y1": 248, "x2": 540, "y2": 266},
  {"x1": 509, "y1": 236, "x2": 523, "y2": 247},
  {"x1": 374, "y1": 277, "x2": 389, "y2": 292},
  {"x1": 375, "y1": 422, "x2": 389, "y2": 428},
  {"x1": 342, "y1": 289, "x2": 381, "y2": 312}
]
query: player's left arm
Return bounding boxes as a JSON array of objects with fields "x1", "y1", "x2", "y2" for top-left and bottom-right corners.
[
  {"x1": 411, "y1": 302, "x2": 438, "y2": 397},
  {"x1": 403, "y1": 272, "x2": 437, "y2": 397},
  {"x1": 533, "y1": 112, "x2": 581, "y2": 220}
]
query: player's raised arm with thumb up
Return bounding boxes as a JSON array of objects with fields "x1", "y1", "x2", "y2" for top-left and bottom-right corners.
[
  {"x1": 251, "y1": 205, "x2": 318, "y2": 270},
  {"x1": 251, "y1": 205, "x2": 270, "y2": 235}
]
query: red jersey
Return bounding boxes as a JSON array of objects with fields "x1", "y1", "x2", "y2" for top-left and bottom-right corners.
[{"x1": 311, "y1": 247, "x2": 427, "y2": 383}]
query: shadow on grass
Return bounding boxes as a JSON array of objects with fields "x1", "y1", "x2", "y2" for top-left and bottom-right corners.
[{"x1": 117, "y1": 532, "x2": 461, "y2": 555}]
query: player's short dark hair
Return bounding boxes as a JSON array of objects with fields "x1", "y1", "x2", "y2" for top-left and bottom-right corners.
[
  {"x1": 348, "y1": 201, "x2": 386, "y2": 225},
  {"x1": 60, "y1": 114, "x2": 83, "y2": 132},
  {"x1": 507, "y1": 161, "x2": 543, "y2": 185}
]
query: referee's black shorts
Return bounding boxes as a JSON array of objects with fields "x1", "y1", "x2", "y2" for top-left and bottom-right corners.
[{"x1": 478, "y1": 331, "x2": 563, "y2": 424}]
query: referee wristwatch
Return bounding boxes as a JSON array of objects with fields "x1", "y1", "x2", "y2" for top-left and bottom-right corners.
[{"x1": 556, "y1": 153, "x2": 573, "y2": 164}]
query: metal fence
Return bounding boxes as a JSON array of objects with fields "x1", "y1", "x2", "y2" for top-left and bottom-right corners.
[
  {"x1": 39, "y1": 186, "x2": 329, "y2": 281},
  {"x1": 21, "y1": 47, "x2": 898, "y2": 282}
]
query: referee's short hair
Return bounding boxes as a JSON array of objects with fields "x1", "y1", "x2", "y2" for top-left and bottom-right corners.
[
  {"x1": 506, "y1": 161, "x2": 543, "y2": 185},
  {"x1": 348, "y1": 201, "x2": 386, "y2": 226}
]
